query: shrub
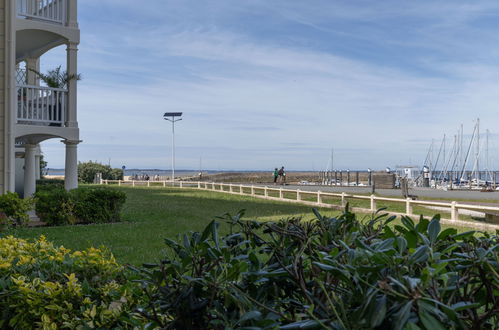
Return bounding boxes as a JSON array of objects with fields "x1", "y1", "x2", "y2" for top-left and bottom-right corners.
[
  {"x1": 0, "y1": 235, "x2": 141, "y2": 328},
  {"x1": 70, "y1": 188, "x2": 127, "y2": 224},
  {"x1": 78, "y1": 161, "x2": 123, "y2": 183},
  {"x1": 36, "y1": 178, "x2": 65, "y2": 191},
  {"x1": 35, "y1": 188, "x2": 75, "y2": 226},
  {"x1": 0, "y1": 192, "x2": 33, "y2": 228},
  {"x1": 133, "y1": 208, "x2": 499, "y2": 329},
  {"x1": 35, "y1": 187, "x2": 126, "y2": 226}
]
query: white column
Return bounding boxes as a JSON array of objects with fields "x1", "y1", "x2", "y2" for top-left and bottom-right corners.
[
  {"x1": 66, "y1": 42, "x2": 78, "y2": 127},
  {"x1": 23, "y1": 144, "x2": 37, "y2": 198},
  {"x1": 66, "y1": 0, "x2": 78, "y2": 28},
  {"x1": 34, "y1": 154, "x2": 41, "y2": 180},
  {"x1": 25, "y1": 58, "x2": 40, "y2": 85},
  {"x1": 63, "y1": 140, "x2": 79, "y2": 190}
]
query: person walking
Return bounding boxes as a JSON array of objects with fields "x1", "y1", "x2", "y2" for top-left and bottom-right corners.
[
  {"x1": 273, "y1": 168, "x2": 279, "y2": 184},
  {"x1": 278, "y1": 166, "x2": 286, "y2": 185}
]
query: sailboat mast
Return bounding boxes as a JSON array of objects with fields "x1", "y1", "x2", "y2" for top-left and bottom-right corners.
[
  {"x1": 331, "y1": 148, "x2": 334, "y2": 171},
  {"x1": 476, "y1": 118, "x2": 480, "y2": 183}
]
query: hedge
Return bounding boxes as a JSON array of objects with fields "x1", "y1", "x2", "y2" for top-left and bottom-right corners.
[{"x1": 35, "y1": 187, "x2": 126, "y2": 226}]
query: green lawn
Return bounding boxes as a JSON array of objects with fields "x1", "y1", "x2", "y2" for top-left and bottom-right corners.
[{"x1": 2, "y1": 186, "x2": 486, "y2": 265}]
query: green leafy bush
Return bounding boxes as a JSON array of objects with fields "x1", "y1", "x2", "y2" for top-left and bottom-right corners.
[
  {"x1": 0, "y1": 192, "x2": 33, "y2": 228},
  {"x1": 0, "y1": 235, "x2": 141, "y2": 328},
  {"x1": 133, "y1": 208, "x2": 499, "y2": 329},
  {"x1": 35, "y1": 188, "x2": 75, "y2": 226},
  {"x1": 70, "y1": 188, "x2": 127, "y2": 224},
  {"x1": 36, "y1": 178, "x2": 65, "y2": 191},
  {"x1": 78, "y1": 161, "x2": 123, "y2": 183},
  {"x1": 35, "y1": 187, "x2": 126, "y2": 226}
]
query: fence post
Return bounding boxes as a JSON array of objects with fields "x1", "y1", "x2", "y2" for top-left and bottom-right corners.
[
  {"x1": 198, "y1": 182, "x2": 201, "y2": 189},
  {"x1": 251, "y1": 185, "x2": 255, "y2": 195},
  {"x1": 264, "y1": 186, "x2": 268, "y2": 197},
  {"x1": 163, "y1": 181, "x2": 166, "y2": 187},
  {"x1": 317, "y1": 191, "x2": 322, "y2": 204},
  {"x1": 341, "y1": 192, "x2": 346, "y2": 207},
  {"x1": 451, "y1": 201, "x2": 457, "y2": 221},
  {"x1": 370, "y1": 194, "x2": 376, "y2": 211},
  {"x1": 279, "y1": 188, "x2": 283, "y2": 199},
  {"x1": 132, "y1": 181, "x2": 135, "y2": 187},
  {"x1": 240, "y1": 184, "x2": 243, "y2": 194},
  {"x1": 229, "y1": 184, "x2": 233, "y2": 193},
  {"x1": 118, "y1": 180, "x2": 121, "y2": 186},
  {"x1": 297, "y1": 189, "x2": 301, "y2": 201},
  {"x1": 180, "y1": 181, "x2": 183, "y2": 188},
  {"x1": 212, "y1": 183, "x2": 215, "y2": 190},
  {"x1": 406, "y1": 198, "x2": 413, "y2": 215},
  {"x1": 147, "y1": 181, "x2": 150, "y2": 187}
]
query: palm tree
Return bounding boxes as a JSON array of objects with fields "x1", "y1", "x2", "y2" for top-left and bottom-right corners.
[
  {"x1": 27, "y1": 66, "x2": 81, "y2": 125},
  {"x1": 29, "y1": 65, "x2": 81, "y2": 89}
]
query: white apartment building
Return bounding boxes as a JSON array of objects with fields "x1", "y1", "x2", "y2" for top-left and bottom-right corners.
[{"x1": 0, "y1": 0, "x2": 80, "y2": 196}]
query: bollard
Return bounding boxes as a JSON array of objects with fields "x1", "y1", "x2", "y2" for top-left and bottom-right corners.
[
  {"x1": 370, "y1": 194, "x2": 376, "y2": 211},
  {"x1": 451, "y1": 201, "x2": 457, "y2": 221},
  {"x1": 297, "y1": 189, "x2": 301, "y2": 201},
  {"x1": 406, "y1": 198, "x2": 413, "y2": 215}
]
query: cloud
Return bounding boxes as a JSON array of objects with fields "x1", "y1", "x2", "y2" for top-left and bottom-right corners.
[{"x1": 38, "y1": 0, "x2": 499, "y2": 170}]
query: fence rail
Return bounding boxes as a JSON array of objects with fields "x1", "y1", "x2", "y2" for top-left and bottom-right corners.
[{"x1": 100, "y1": 180, "x2": 499, "y2": 231}]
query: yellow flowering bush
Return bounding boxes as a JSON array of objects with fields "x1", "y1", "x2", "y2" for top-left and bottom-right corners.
[{"x1": 0, "y1": 235, "x2": 142, "y2": 328}]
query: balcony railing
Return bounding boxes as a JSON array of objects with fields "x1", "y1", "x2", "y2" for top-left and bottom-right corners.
[
  {"x1": 17, "y1": 85, "x2": 67, "y2": 126},
  {"x1": 17, "y1": 0, "x2": 67, "y2": 24},
  {"x1": 16, "y1": 68, "x2": 27, "y2": 86}
]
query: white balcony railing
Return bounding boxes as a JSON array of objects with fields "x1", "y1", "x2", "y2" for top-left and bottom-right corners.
[
  {"x1": 17, "y1": 0, "x2": 67, "y2": 24},
  {"x1": 17, "y1": 85, "x2": 67, "y2": 126}
]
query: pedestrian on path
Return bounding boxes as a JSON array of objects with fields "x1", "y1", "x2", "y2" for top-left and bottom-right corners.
[
  {"x1": 278, "y1": 166, "x2": 286, "y2": 185},
  {"x1": 273, "y1": 168, "x2": 279, "y2": 184}
]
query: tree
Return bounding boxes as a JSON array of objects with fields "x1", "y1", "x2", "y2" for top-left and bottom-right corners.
[
  {"x1": 78, "y1": 161, "x2": 123, "y2": 183},
  {"x1": 39, "y1": 155, "x2": 47, "y2": 178},
  {"x1": 29, "y1": 65, "x2": 81, "y2": 89}
]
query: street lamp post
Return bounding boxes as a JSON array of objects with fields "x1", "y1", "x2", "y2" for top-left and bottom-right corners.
[{"x1": 164, "y1": 112, "x2": 183, "y2": 183}]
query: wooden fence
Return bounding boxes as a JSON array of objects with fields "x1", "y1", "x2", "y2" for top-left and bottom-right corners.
[{"x1": 101, "y1": 180, "x2": 499, "y2": 231}]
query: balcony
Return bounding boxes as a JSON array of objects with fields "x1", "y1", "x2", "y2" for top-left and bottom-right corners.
[
  {"x1": 17, "y1": 85, "x2": 67, "y2": 127},
  {"x1": 17, "y1": 0, "x2": 67, "y2": 25}
]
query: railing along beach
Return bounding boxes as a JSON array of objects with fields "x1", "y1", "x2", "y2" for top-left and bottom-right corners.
[{"x1": 100, "y1": 179, "x2": 499, "y2": 231}]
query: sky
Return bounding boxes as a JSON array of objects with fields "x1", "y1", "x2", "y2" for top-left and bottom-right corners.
[{"x1": 40, "y1": 0, "x2": 499, "y2": 171}]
